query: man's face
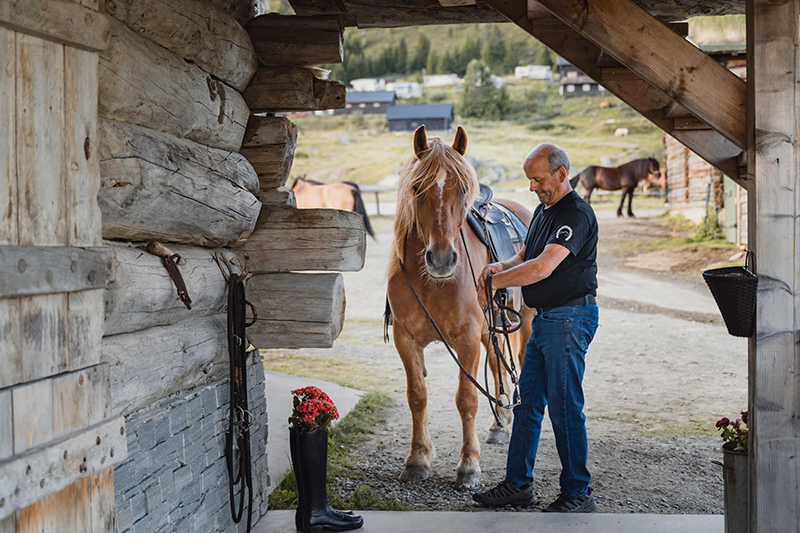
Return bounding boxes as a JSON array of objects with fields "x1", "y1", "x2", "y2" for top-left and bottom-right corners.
[{"x1": 524, "y1": 154, "x2": 563, "y2": 206}]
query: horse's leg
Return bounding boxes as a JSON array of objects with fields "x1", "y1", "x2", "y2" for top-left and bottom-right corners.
[
  {"x1": 627, "y1": 186, "x2": 636, "y2": 217},
  {"x1": 483, "y1": 332, "x2": 512, "y2": 445},
  {"x1": 584, "y1": 185, "x2": 593, "y2": 204},
  {"x1": 395, "y1": 332, "x2": 435, "y2": 482},
  {"x1": 453, "y1": 335, "x2": 482, "y2": 489},
  {"x1": 616, "y1": 188, "x2": 626, "y2": 217}
]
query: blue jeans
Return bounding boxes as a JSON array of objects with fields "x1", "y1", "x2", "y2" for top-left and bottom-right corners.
[{"x1": 504, "y1": 304, "x2": 599, "y2": 498}]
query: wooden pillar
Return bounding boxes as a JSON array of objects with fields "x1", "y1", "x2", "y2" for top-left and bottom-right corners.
[{"x1": 748, "y1": 0, "x2": 800, "y2": 530}]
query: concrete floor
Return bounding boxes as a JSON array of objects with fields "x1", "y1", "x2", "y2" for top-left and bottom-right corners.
[{"x1": 255, "y1": 510, "x2": 723, "y2": 533}]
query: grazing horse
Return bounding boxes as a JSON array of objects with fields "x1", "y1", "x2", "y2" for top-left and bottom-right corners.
[
  {"x1": 385, "y1": 125, "x2": 534, "y2": 489},
  {"x1": 569, "y1": 157, "x2": 662, "y2": 217},
  {"x1": 291, "y1": 176, "x2": 375, "y2": 238}
]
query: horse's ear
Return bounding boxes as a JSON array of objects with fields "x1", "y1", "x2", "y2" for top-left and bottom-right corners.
[
  {"x1": 413, "y1": 125, "x2": 428, "y2": 159},
  {"x1": 452, "y1": 126, "x2": 467, "y2": 156}
]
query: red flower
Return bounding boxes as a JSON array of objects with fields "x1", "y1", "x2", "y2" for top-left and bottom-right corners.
[
  {"x1": 716, "y1": 417, "x2": 730, "y2": 428},
  {"x1": 289, "y1": 387, "x2": 340, "y2": 431},
  {"x1": 741, "y1": 410, "x2": 748, "y2": 425}
]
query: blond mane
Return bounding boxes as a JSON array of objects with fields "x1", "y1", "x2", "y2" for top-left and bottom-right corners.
[{"x1": 387, "y1": 136, "x2": 479, "y2": 279}]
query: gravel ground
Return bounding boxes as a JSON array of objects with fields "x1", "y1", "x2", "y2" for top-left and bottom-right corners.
[{"x1": 268, "y1": 208, "x2": 747, "y2": 514}]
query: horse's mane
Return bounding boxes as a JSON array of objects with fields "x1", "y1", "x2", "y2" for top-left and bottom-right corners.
[
  {"x1": 291, "y1": 176, "x2": 325, "y2": 188},
  {"x1": 388, "y1": 137, "x2": 478, "y2": 279}
]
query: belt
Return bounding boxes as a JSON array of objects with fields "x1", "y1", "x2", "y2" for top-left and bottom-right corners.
[{"x1": 535, "y1": 294, "x2": 596, "y2": 315}]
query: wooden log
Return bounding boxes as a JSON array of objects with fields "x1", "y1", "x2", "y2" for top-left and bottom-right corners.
[
  {"x1": 206, "y1": 0, "x2": 268, "y2": 26},
  {"x1": 0, "y1": 0, "x2": 110, "y2": 52},
  {"x1": 240, "y1": 208, "x2": 366, "y2": 273},
  {"x1": 247, "y1": 273, "x2": 345, "y2": 349},
  {"x1": 246, "y1": 14, "x2": 343, "y2": 67},
  {"x1": 99, "y1": 18, "x2": 249, "y2": 152},
  {"x1": 101, "y1": 316, "x2": 229, "y2": 416},
  {"x1": 104, "y1": 0, "x2": 257, "y2": 91},
  {"x1": 240, "y1": 115, "x2": 298, "y2": 190},
  {"x1": 259, "y1": 187, "x2": 296, "y2": 209},
  {"x1": 104, "y1": 244, "x2": 240, "y2": 336},
  {"x1": 98, "y1": 119, "x2": 261, "y2": 247},
  {"x1": 243, "y1": 66, "x2": 346, "y2": 113},
  {"x1": 0, "y1": 246, "x2": 109, "y2": 298}
]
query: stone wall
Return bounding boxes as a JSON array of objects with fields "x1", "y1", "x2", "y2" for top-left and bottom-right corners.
[{"x1": 113, "y1": 352, "x2": 268, "y2": 533}]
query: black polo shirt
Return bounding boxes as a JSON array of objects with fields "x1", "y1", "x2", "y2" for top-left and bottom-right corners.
[{"x1": 522, "y1": 190, "x2": 598, "y2": 309}]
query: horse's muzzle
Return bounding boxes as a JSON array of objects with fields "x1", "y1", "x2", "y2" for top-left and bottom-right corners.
[{"x1": 425, "y1": 248, "x2": 458, "y2": 279}]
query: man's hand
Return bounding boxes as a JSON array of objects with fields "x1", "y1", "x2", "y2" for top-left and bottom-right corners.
[{"x1": 477, "y1": 262, "x2": 503, "y2": 291}]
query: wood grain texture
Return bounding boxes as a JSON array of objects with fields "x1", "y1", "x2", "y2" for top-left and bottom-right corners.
[
  {"x1": 244, "y1": 66, "x2": 346, "y2": 113},
  {"x1": 0, "y1": 246, "x2": 109, "y2": 298},
  {"x1": 0, "y1": 0, "x2": 110, "y2": 52},
  {"x1": 247, "y1": 14, "x2": 343, "y2": 67},
  {"x1": 12, "y1": 378, "x2": 54, "y2": 454},
  {"x1": 258, "y1": 187, "x2": 296, "y2": 208},
  {"x1": 0, "y1": 390, "x2": 12, "y2": 462},
  {"x1": 240, "y1": 208, "x2": 366, "y2": 273},
  {"x1": 240, "y1": 115, "x2": 298, "y2": 190},
  {"x1": 98, "y1": 119, "x2": 261, "y2": 247},
  {"x1": 206, "y1": 0, "x2": 268, "y2": 25},
  {"x1": 247, "y1": 272, "x2": 345, "y2": 348},
  {"x1": 105, "y1": 0, "x2": 257, "y2": 91},
  {"x1": 98, "y1": 18, "x2": 249, "y2": 152},
  {"x1": 101, "y1": 316, "x2": 229, "y2": 416},
  {"x1": 749, "y1": 0, "x2": 800, "y2": 530},
  {"x1": 0, "y1": 27, "x2": 15, "y2": 245},
  {"x1": 104, "y1": 244, "x2": 235, "y2": 336}
]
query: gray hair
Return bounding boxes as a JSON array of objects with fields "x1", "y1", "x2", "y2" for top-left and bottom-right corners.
[{"x1": 547, "y1": 145, "x2": 570, "y2": 175}]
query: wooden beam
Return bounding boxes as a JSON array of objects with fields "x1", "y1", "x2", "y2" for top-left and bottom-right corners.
[
  {"x1": 247, "y1": 273, "x2": 345, "y2": 349},
  {"x1": 748, "y1": 0, "x2": 800, "y2": 530},
  {"x1": 98, "y1": 119, "x2": 261, "y2": 247},
  {"x1": 105, "y1": 0, "x2": 258, "y2": 91},
  {"x1": 0, "y1": 0, "x2": 110, "y2": 52},
  {"x1": 240, "y1": 208, "x2": 366, "y2": 273},
  {"x1": 240, "y1": 115, "x2": 298, "y2": 190},
  {"x1": 207, "y1": 0, "x2": 269, "y2": 25},
  {"x1": 243, "y1": 66, "x2": 346, "y2": 113},
  {"x1": 247, "y1": 14, "x2": 343, "y2": 67},
  {"x1": 532, "y1": 0, "x2": 747, "y2": 149},
  {"x1": 288, "y1": 0, "x2": 347, "y2": 16},
  {"x1": 0, "y1": 246, "x2": 108, "y2": 298}
]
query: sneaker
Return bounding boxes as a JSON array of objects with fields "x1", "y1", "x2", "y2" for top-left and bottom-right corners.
[
  {"x1": 472, "y1": 481, "x2": 537, "y2": 507},
  {"x1": 543, "y1": 488, "x2": 597, "y2": 513}
]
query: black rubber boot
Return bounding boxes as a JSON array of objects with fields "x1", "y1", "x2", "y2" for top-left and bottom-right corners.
[{"x1": 296, "y1": 428, "x2": 364, "y2": 533}]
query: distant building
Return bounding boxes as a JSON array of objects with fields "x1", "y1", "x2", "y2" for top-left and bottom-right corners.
[
  {"x1": 336, "y1": 90, "x2": 396, "y2": 115},
  {"x1": 386, "y1": 104, "x2": 454, "y2": 132},
  {"x1": 350, "y1": 77, "x2": 398, "y2": 92},
  {"x1": 490, "y1": 74, "x2": 507, "y2": 89},
  {"x1": 391, "y1": 81, "x2": 423, "y2": 99},
  {"x1": 514, "y1": 64, "x2": 554, "y2": 81},
  {"x1": 423, "y1": 74, "x2": 461, "y2": 87},
  {"x1": 557, "y1": 57, "x2": 605, "y2": 97}
]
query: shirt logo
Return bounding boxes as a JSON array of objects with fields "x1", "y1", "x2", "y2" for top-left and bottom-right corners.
[{"x1": 556, "y1": 225, "x2": 573, "y2": 241}]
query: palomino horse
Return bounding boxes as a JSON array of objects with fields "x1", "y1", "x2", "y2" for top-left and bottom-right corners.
[
  {"x1": 569, "y1": 157, "x2": 664, "y2": 217},
  {"x1": 291, "y1": 177, "x2": 375, "y2": 238},
  {"x1": 386, "y1": 125, "x2": 534, "y2": 489}
]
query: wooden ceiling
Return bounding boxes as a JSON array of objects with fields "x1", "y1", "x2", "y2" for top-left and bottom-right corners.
[{"x1": 288, "y1": 0, "x2": 745, "y2": 27}]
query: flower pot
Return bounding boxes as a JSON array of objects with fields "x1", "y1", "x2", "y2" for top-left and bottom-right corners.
[{"x1": 722, "y1": 442, "x2": 748, "y2": 533}]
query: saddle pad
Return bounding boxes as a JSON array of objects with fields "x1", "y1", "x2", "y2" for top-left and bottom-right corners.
[{"x1": 467, "y1": 201, "x2": 528, "y2": 264}]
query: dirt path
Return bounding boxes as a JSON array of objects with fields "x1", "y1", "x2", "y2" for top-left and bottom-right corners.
[{"x1": 265, "y1": 209, "x2": 746, "y2": 514}]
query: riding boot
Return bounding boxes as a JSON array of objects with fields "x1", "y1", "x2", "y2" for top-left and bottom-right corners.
[{"x1": 297, "y1": 428, "x2": 364, "y2": 533}]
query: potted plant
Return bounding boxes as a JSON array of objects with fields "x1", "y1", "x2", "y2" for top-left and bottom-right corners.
[
  {"x1": 716, "y1": 411, "x2": 748, "y2": 533},
  {"x1": 289, "y1": 386, "x2": 364, "y2": 533}
]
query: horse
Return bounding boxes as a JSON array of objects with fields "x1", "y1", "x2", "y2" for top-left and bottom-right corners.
[
  {"x1": 385, "y1": 125, "x2": 535, "y2": 490},
  {"x1": 291, "y1": 176, "x2": 375, "y2": 238},
  {"x1": 569, "y1": 157, "x2": 664, "y2": 217}
]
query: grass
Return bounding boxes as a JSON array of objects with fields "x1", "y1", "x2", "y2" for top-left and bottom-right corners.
[
  {"x1": 268, "y1": 392, "x2": 410, "y2": 511},
  {"x1": 609, "y1": 211, "x2": 736, "y2": 255}
]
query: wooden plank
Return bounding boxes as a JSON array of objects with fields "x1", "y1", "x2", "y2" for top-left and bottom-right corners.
[
  {"x1": 64, "y1": 47, "x2": 102, "y2": 248},
  {"x1": 247, "y1": 14, "x2": 343, "y2": 67},
  {"x1": 247, "y1": 272, "x2": 345, "y2": 348},
  {"x1": 207, "y1": 0, "x2": 269, "y2": 26},
  {"x1": 672, "y1": 117, "x2": 712, "y2": 131},
  {"x1": 51, "y1": 364, "x2": 111, "y2": 439},
  {"x1": 0, "y1": 516, "x2": 13, "y2": 533},
  {"x1": 240, "y1": 208, "x2": 366, "y2": 273},
  {"x1": 749, "y1": 0, "x2": 800, "y2": 530},
  {"x1": 0, "y1": 246, "x2": 109, "y2": 298},
  {"x1": 101, "y1": 316, "x2": 228, "y2": 416},
  {"x1": 533, "y1": 0, "x2": 747, "y2": 148},
  {"x1": 98, "y1": 119, "x2": 261, "y2": 247},
  {"x1": 67, "y1": 290, "x2": 105, "y2": 371},
  {"x1": 259, "y1": 187, "x2": 297, "y2": 208},
  {"x1": 105, "y1": 0, "x2": 257, "y2": 91},
  {"x1": 98, "y1": 18, "x2": 249, "y2": 152},
  {"x1": 243, "y1": 66, "x2": 346, "y2": 113},
  {"x1": 0, "y1": 417, "x2": 127, "y2": 521},
  {"x1": 0, "y1": 390, "x2": 12, "y2": 462},
  {"x1": 0, "y1": 27, "x2": 15, "y2": 245},
  {"x1": 12, "y1": 378, "x2": 53, "y2": 454},
  {"x1": 88, "y1": 469, "x2": 114, "y2": 533},
  {"x1": 104, "y1": 244, "x2": 233, "y2": 336},
  {"x1": 240, "y1": 115, "x2": 298, "y2": 190},
  {"x1": 18, "y1": 294, "x2": 68, "y2": 385},
  {"x1": 0, "y1": 0, "x2": 110, "y2": 52}
]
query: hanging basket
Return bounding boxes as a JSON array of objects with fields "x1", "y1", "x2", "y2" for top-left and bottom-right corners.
[{"x1": 702, "y1": 251, "x2": 757, "y2": 338}]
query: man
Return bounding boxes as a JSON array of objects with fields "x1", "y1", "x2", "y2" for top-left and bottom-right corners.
[{"x1": 472, "y1": 143, "x2": 599, "y2": 512}]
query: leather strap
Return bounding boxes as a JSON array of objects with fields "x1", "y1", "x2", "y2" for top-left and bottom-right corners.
[
  {"x1": 537, "y1": 294, "x2": 596, "y2": 314},
  {"x1": 145, "y1": 241, "x2": 192, "y2": 309}
]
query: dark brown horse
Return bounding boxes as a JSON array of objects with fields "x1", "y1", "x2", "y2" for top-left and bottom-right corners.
[
  {"x1": 291, "y1": 176, "x2": 375, "y2": 238},
  {"x1": 569, "y1": 157, "x2": 664, "y2": 217}
]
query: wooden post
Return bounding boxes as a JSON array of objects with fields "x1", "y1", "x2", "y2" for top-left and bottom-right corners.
[{"x1": 748, "y1": 0, "x2": 800, "y2": 530}]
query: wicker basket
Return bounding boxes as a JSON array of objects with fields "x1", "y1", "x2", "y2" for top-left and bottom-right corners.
[{"x1": 702, "y1": 252, "x2": 757, "y2": 338}]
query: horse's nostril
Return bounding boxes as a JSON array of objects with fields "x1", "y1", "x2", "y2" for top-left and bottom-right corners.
[
  {"x1": 426, "y1": 250, "x2": 434, "y2": 265},
  {"x1": 451, "y1": 252, "x2": 458, "y2": 265}
]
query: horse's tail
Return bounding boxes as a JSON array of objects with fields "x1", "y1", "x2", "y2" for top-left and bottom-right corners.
[
  {"x1": 346, "y1": 181, "x2": 376, "y2": 240},
  {"x1": 569, "y1": 174, "x2": 581, "y2": 190},
  {"x1": 383, "y1": 296, "x2": 392, "y2": 343}
]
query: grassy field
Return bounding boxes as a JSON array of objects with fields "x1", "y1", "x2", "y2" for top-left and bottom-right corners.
[{"x1": 291, "y1": 80, "x2": 664, "y2": 186}]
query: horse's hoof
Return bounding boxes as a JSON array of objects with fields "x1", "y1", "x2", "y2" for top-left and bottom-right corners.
[
  {"x1": 399, "y1": 464, "x2": 430, "y2": 483},
  {"x1": 456, "y1": 470, "x2": 481, "y2": 490},
  {"x1": 486, "y1": 429, "x2": 510, "y2": 445}
]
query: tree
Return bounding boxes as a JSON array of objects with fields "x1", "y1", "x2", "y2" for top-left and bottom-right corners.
[
  {"x1": 409, "y1": 33, "x2": 431, "y2": 73},
  {"x1": 397, "y1": 38, "x2": 409, "y2": 74},
  {"x1": 481, "y1": 26, "x2": 507, "y2": 70},
  {"x1": 426, "y1": 49, "x2": 440, "y2": 74},
  {"x1": 460, "y1": 59, "x2": 509, "y2": 120}
]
